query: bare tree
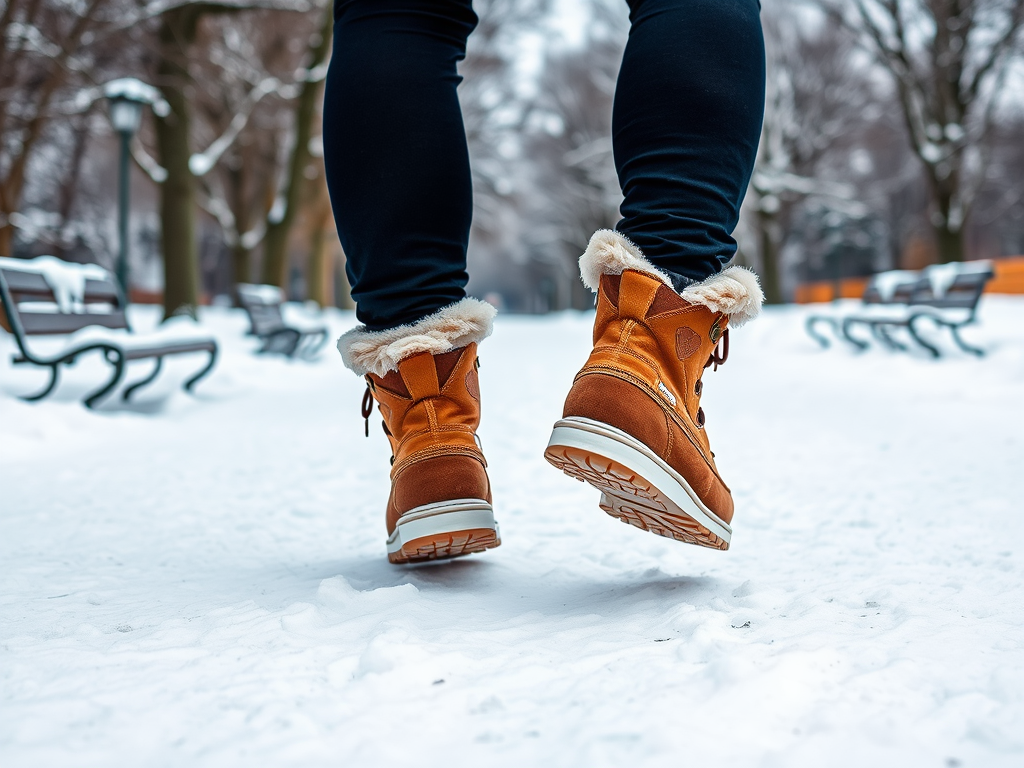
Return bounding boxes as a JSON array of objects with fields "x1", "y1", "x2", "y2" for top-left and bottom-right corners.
[
  {"x1": 260, "y1": 3, "x2": 332, "y2": 288},
  {"x1": 458, "y1": 0, "x2": 552, "y2": 306},
  {"x1": 141, "y1": 0, "x2": 319, "y2": 317},
  {"x1": 0, "y1": 0, "x2": 111, "y2": 256},
  {"x1": 751, "y1": 4, "x2": 875, "y2": 302},
  {"x1": 823, "y1": 0, "x2": 1024, "y2": 263},
  {"x1": 522, "y1": 3, "x2": 625, "y2": 310},
  {"x1": 190, "y1": 6, "x2": 329, "y2": 294}
]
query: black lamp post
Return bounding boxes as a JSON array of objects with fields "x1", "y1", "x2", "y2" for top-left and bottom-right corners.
[{"x1": 107, "y1": 88, "x2": 146, "y2": 299}]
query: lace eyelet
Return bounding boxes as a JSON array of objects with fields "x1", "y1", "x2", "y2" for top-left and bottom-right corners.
[
  {"x1": 696, "y1": 407, "x2": 706, "y2": 429},
  {"x1": 694, "y1": 379, "x2": 703, "y2": 397}
]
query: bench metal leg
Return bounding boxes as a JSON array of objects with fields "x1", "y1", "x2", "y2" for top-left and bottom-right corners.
[
  {"x1": 840, "y1": 319, "x2": 871, "y2": 351},
  {"x1": 122, "y1": 357, "x2": 164, "y2": 401},
  {"x1": 805, "y1": 317, "x2": 837, "y2": 348},
  {"x1": 297, "y1": 329, "x2": 329, "y2": 360},
  {"x1": 950, "y1": 325, "x2": 985, "y2": 357},
  {"x1": 872, "y1": 323, "x2": 908, "y2": 352},
  {"x1": 258, "y1": 328, "x2": 301, "y2": 357},
  {"x1": 21, "y1": 364, "x2": 61, "y2": 402},
  {"x1": 84, "y1": 352, "x2": 126, "y2": 409},
  {"x1": 906, "y1": 316, "x2": 941, "y2": 358},
  {"x1": 283, "y1": 331, "x2": 303, "y2": 358},
  {"x1": 184, "y1": 347, "x2": 218, "y2": 392}
]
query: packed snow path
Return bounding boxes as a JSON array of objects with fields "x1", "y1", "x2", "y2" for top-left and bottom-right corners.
[{"x1": 2, "y1": 301, "x2": 1023, "y2": 767}]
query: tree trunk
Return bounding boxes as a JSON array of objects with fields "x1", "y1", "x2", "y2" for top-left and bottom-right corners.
[
  {"x1": 307, "y1": 227, "x2": 334, "y2": 308},
  {"x1": 335, "y1": 254, "x2": 354, "y2": 308},
  {"x1": 232, "y1": 243, "x2": 251, "y2": 290},
  {"x1": 226, "y1": 163, "x2": 252, "y2": 295},
  {"x1": 757, "y1": 208, "x2": 784, "y2": 304},
  {"x1": 155, "y1": 8, "x2": 201, "y2": 320},
  {"x1": 935, "y1": 223, "x2": 965, "y2": 264},
  {"x1": 261, "y1": 6, "x2": 333, "y2": 287},
  {"x1": 0, "y1": 223, "x2": 12, "y2": 257},
  {"x1": 306, "y1": 185, "x2": 335, "y2": 307}
]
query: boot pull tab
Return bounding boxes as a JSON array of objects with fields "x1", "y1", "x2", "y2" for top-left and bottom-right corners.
[
  {"x1": 399, "y1": 352, "x2": 440, "y2": 400},
  {"x1": 361, "y1": 381, "x2": 375, "y2": 437}
]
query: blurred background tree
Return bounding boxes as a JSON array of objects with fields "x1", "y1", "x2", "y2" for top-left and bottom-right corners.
[
  {"x1": 823, "y1": 0, "x2": 1024, "y2": 265},
  {"x1": 1, "y1": 0, "x2": 1022, "y2": 313}
]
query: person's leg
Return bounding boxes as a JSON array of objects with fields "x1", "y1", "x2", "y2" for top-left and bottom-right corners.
[
  {"x1": 547, "y1": 0, "x2": 766, "y2": 549},
  {"x1": 323, "y1": 0, "x2": 478, "y2": 330},
  {"x1": 613, "y1": 0, "x2": 765, "y2": 289},
  {"x1": 327, "y1": 1, "x2": 499, "y2": 565}
]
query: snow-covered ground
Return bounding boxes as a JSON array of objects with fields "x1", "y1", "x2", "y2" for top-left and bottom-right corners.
[{"x1": 2, "y1": 298, "x2": 1023, "y2": 767}]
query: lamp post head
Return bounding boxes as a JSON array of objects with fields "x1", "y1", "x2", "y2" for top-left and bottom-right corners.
[
  {"x1": 104, "y1": 78, "x2": 164, "y2": 136},
  {"x1": 109, "y1": 95, "x2": 144, "y2": 134}
]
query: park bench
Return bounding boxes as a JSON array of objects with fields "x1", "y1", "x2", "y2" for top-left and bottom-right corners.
[
  {"x1": 0, "y1": 256, "x2": 218, "y2": 408},
  {"x1": 236, "y1": 283, "x2": 328, "y2": 359},
  {"x1": 806, "y1": 261, "x2": 994, "y2": 357},
  {"x1": 806, "y1": 270, "x2": 920, "y2": 350}
]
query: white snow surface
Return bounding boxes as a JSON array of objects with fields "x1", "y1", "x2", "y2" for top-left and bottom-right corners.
[{"x1": 2, "y1": 299, "x2": 1023, "y2": 767}]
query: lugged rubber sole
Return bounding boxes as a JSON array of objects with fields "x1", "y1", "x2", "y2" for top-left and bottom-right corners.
[
  {"x1": 544, "y1": 417, "x2": 731, "y2": 550},
  {"x1": 386, "y1": 500, "x2": 501, "y2": 564}
]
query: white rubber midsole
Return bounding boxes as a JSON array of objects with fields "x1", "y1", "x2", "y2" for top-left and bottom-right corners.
[
  {"x1": 546, "y1": 417, "x2": 732, "y2": 543},
  {"x1": 386, "y1": 499, "x2": 498, "y2": 554}
]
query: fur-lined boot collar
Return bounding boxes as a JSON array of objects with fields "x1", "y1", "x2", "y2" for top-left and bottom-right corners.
[
  {"x1": 579, "y1": 229, "x2": 763, "y2": 327},
  {"x1": 338, "y1": 297, "x2": 496, "y2": 377}
]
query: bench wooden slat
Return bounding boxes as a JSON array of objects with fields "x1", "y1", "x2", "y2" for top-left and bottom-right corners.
[
  {"x1": 909, "y1": 272, "x2": 992, "y2": 310},
  {"x1": 1, "y1": 264, "x2": 128, "y2": 337},
  {"x1": 19, "y1": 311, "x2": 128, "y2": 335},
  {"x1": 246, "y1": 303, "x2": 286, "y2": 335}
]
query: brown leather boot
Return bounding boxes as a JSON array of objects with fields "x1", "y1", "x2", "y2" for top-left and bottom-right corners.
[
  {"x1": 338, "y1": 299, "x2": 500, "y2": 564},
  {"x1": 545, "y1": 231, "x2": 762, "y2": 550}
]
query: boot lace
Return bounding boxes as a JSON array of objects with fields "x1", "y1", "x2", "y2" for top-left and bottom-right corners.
[
  {"x1": 704, "y1": 328, "x2": 729, "y2": 371},
  {"x1": 696, "y1": 328, "x2": 729, "y2": 429},
  {"x1": 361, "y1": 383, "x2": 374, "y2": 437}
]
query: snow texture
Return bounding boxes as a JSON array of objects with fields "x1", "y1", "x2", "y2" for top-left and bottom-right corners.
[{"x1": 2, "y1": 300, "x2": 1024, "y2": 767}]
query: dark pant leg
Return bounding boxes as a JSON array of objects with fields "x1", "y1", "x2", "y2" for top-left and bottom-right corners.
[
  {"x1": 323, "y1": 0, "x2": 477, "y2": 330},
  {"x1": 614, "y1": 0, "x2": 765, "y2": 288}
]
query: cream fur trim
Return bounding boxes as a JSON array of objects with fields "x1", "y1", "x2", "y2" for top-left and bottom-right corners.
[
  {"x1": 579, "y1": 229, "x2": 763, "y2": 327},
  {"x1": 337, "y1": 297, "x2": 497, "y2": 377},
  {"x1": 579, "y1": 229, "x2": 673, "y2": 291},
  {"x1": 682, "y1": 267, "x2": 763, "y2": 327}
]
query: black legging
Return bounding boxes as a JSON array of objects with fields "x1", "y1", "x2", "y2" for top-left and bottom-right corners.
[{"x1": 323, "y1": 0, "x2": 765, "y2": 330}]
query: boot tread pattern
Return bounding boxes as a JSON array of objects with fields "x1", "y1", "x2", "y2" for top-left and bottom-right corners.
[
  {"x1": 545, "y1": 446, "x2": 729, "y2": 550},
  {"x1": 388, "y1": 528, "x2": 500, "y2": 564}
]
